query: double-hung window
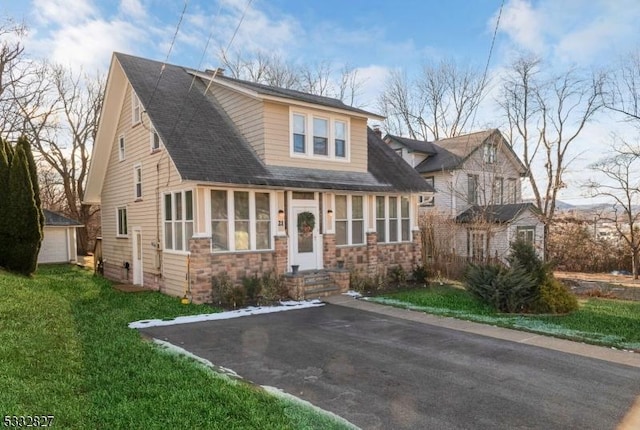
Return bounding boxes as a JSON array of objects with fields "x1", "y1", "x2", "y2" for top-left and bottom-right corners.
[
  {"x1": 517, "y1": 226, "x2": 535, "y2": 244},
  {"x1": 313, "y1": 118, "x2": 328, "y2": 155},
  {"x1": 293, "y1": 114, "x2": 306, "y2": 153},
  {"x1": 118, "y1": 135, "x2": 125, "y2": 161},
  {"x1": 151, "y1": 129, "x2": 161, "y2": 152},
  {"x1": 468, "y1": 174, "x2": 479, "y2": 205},
  {"x1": 164, "y1": 191, "x2": 194, "y2": 252},
  {"x1": 117, "y1": 207, "x2": 128, "y2": 237},
  {"x1": 506, "y1": 178, "x2": 517, "y2": 203},
  {"x1": 493, "y1": 177, "x2": 503, "y2": 205},
  {"x1": 292, "y1": 111, "x2": 349, "y2": 160},
  {"x1": 335, "y1": 195, "x2": 364, "y2": 246},
  {"x1": 210, "y1": 190, "x2": 272, "y2": 252},
  {"x1": 484, "y1": 143, "x2": 497, "y2": 164},
  {"x1": 376, "y1": 195, "x2": 411, "y2": 243},
  {"x1": 134, "y1": 164, "x2": 142, "y2": 200}
]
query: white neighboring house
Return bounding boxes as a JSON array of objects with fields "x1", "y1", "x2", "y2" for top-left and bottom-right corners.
[
  {"x1": 385, "y1": 129, "x2": 545, "y2": 261},
  {"x1": 39, "y1": 209, "x2": 83, "y2": 264}
]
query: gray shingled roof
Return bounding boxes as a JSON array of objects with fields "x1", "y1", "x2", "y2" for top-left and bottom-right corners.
[
  {"x1": 385, "y1": 135, "x2": 438, "y2": 155},
  {"x1": 456, "y1": 203, "x2": 541, "y2": 223},
  {"x1": 215, "y1": 74, "x2": 379, "y2": 118},
  {"x1": 44, "y1": 209, "x2": 83, "y2": 227},
  {"x1": 115, "y1": 53, "x2": 433, "y2": 193},
  {"x1": 414, "y1": 130, "x2": 497, "y2": 174}
]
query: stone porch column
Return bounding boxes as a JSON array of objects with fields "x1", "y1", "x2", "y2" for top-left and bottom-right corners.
[
  {"x1": 189, "y1": 237, "x2": 213, "y2": 304},
  {"x1": 366, "y1": 231, "x2": 378, "y2": 277},
  {"x1": 323, "y1": 233, "x2": 337, "y2": 268},
  {"x1": 274, "y1": 235, "x2": 288, "y2": 275},
  {"x1": 412, "y1": 228, "x2": 422, "y2": 266}
]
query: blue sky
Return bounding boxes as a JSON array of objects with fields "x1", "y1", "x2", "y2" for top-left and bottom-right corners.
[{"x1": 3, "y1": 0, "x2": 640, "y2": 203}]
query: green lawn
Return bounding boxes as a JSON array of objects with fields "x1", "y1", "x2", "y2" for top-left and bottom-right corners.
[
  {"x1": 372, "y1": 285, "x2": 640, "y2": 351},
  {"x1": 0, "y1": 265, "x2": 353, "y2": 429}
]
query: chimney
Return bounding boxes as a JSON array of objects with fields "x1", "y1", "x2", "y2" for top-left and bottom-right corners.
[
  {"x1": 204, "y1": 67, "x2": 225, "y2": 77},
  {"x1": 373, "y1": 125, "x2": 382, "y2": 139}
]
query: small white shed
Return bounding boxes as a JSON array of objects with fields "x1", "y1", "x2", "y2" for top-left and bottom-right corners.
[{"x1": 39, "y1": 209, "x2": 83, "y2": 264}]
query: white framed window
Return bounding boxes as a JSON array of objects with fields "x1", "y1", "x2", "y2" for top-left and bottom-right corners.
[
  {"x1": 401, "y1": 196, "x2": 410, "y2": 241},
  {"x1": 517, "y1": 226, "x2": 535, "y2": 244},
  {"x1": 210, "y1": 190, "x2": 272, "y2": 252},
  {"x1": 116, "y1": 207, "x2": 128, "y2": 237},
  {"x1": 468, "y1": 174, "x2": 479, "y2": 205},
  {"x1": 506, "y1": 178, "x2": 517, "y2": 204},
  {"x1": 118, "y1": 135, "x2": 125, "y2": 161},
  {"x1": 133, "y1": 164, "x2": 142, "y2": 200},
  {"x1": 484, "y1": 143, "x2": 497, "y2": 164},
  {"x1": 493, "y1": 177, "x2": 503, "y2": 205},
  {"x1": 335, "y1": 120, "x2": 347, "y2": 158},
  {"x1": 132, "y1": 91, "x2": 141, "y2": 125},
  {"x1": 164, "y1": 190, "x2": 194, "y2": 252},
  {"x1": 335, "y1": 195, "x2": 364, "y2": 246},
  {"x1": 291, "y1": 110, "x2": 349, "y2": 161},
  {"x1": 376, "y1": 195, "x2": 411, "y2": 243},
  {"x1": 150, "y1": 129, "x2": 161, "y2": 152}
]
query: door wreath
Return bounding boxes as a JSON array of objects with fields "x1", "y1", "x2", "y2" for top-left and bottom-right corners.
[{"x1": 297, "y1": 211, "x2": 315, "y2": 236}]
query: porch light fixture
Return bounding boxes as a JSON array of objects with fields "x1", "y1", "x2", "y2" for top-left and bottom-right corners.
[
  {"x1": 278, "y1": 210, "x2": 285, "y2": 226},
  {"x1": 327, "y1": 209, "x2": 333, "y2": 219}
]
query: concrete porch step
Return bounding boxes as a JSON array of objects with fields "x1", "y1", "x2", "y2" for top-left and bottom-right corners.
[{"x1": 303, "y1": 284, "x2": 341, "y2": 299}]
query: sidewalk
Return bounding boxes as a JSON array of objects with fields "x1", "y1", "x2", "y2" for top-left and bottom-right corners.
[{"x1": 324, "y1": 294, "x2": 640, "y2": 369}]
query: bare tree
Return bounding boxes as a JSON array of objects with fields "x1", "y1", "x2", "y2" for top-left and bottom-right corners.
[
  {"x1": 14, "y1": 64, "x2": 104, "y2": 254},
  {"x1": 217, "y1": 49, "x2": 364, "y2": 105},
  {"x1": 603, "y1": 50, "x2": 640, "y2": 122},
  {"x1": 584, "y1": 140, "x2": 640, "y2": 278},
  {"x1": 378, "y1": 58, "x2": 487, "y2": 141},
  {"x1": 499, "y1": 56, "x2": 605, "y2": 257},
  {"x1": 0, "y1": 19, "x2": 29, "y2": 137}
]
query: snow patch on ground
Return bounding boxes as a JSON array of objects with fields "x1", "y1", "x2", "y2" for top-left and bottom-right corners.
[
  {"x1": 342, "y1": 290, "x2": 362, "y2": 298},
  {"x1": 129, "y1": 300, "x2": 324, "y2": 329},
  {"x1": 153, "y1": 338, "x2": 241, "y2": 379}
]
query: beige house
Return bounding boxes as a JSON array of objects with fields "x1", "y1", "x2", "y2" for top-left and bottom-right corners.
[
  {"x1": 85, "y1": 53, "x2": 433, "y2": 303},
  {"x1": 385, "y1": 130, "x2": 544, "y2": 261}
]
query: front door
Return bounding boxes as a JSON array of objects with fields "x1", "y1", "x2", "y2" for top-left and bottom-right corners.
[
  {"x1": 291, "y1": 204, "x2": 319, "y2": 271},
  {"x1": 132, "y1": 228, "x2": 143, "y2": 285}
]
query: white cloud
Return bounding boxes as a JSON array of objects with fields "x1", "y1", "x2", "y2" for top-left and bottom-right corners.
[
  {"x1": 32, "y1": 0, "x2": 97, "y2": 26},
  {"x1": 354, "y1": 65, "x2": 390, "y2": 111},
  {"x1": 119, "y1": 0, "x2": 147, "y2": 21},
  {"x1": 498, "y1": 0, "x2": 544, "y2": 55}
]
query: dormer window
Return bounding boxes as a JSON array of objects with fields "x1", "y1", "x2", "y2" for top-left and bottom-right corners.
[
  {"x1": 150, "y1": 129, "x2": 161, "y2": 152},
  {"x1": 291, "y1": 110, "x2": 349, "y2": 161},
  {"x1": 484, "y1": 143, "x2": 497, "y2": 164}
]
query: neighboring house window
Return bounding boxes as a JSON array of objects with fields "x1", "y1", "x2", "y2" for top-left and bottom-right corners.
[
  {"x1": 484, "y1": 143, "x2": 497, "y2": 164},
  {"x1": 470, "y1": 231, "x2": 485, "y2": 261},
  {"x1": 313, "y1": 117, "x2": 328, "y2": 155},
  {"x1": 164, "y1": 190, "x2": 194, "y2": 252},
  {"x1": 517, "y1": 226, "x2": 535, "y2": 244},
  {"x1": 506, "y1": 178, "x2": 517, "y2": 203},
  {"x1": 335, "y1": 195, "x2": 364, "y2": 246},
  {"x1": 291, "y1": 111, "x2": 349, "y2": 160},
  {"x1": 151, "y1": 130, "x2": 161, "y2": 152},
  {"x1": 401, "y1": 196, "x2": 410, "y2": 241},
  {"x1": 293, "y1": 114, "x2": 306, "y2": 153},
  {"x1": 210, "y1": 190, "x2": 272, "y2": 252},
  {"x1": 420, "y1": 177, "x2": 435, "y2": 207},
  {"x1": 118, "y1": 135, "x2": 125, "y2": 161},
  {"x1": 376, "y1": 196, "x2": 386, "y2": 243},
  {"x1": 335, "y1": 120, "x2": 347, "y2": 158},
  {"x1": 132, "y1": 91, "x2": 141, "y2": 124},
  {"x1": 493, "y1": 177, "x2": 503, "y2": 205},
  {"x1": 134, "y1": 164, "x2": 142, "y2": 200},
  {"x1": 468, "y1": 174, "x2": 479, "y2": 205},
  {"x1": 117, "y1": 207, "x2": 128, "y2": 237},
  {"x1": 395, "y1": 148, "x2": 403, "y2": 158}
]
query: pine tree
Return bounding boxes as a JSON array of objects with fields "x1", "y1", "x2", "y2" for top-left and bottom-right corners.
[
  {"x1": 6, "y1": 143, "x2": 42, "y2": 275},
  {"x1": 17, "y1": 136, "x2": 44, "y2": 253},
  {"x1": 0, "y1": 140, "x2": 10, "y2": 267}
]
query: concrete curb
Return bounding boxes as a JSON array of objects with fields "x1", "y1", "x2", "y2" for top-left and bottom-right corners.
[{"x1": 324, "y1": 295, "x2": 640, "y2": 369}]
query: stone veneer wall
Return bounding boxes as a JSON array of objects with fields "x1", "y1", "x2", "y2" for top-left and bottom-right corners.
[{"x1": 188, "y1": 236, "x2": 286, "y2": 304}]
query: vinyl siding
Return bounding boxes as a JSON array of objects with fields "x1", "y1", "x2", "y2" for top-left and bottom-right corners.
[
  {"x1": 211, "y1": 85, "x2": 265, "y2": 159},
  {"x1": 162, "y1": 252, "x2": 189, "y2": 297},
  {"x1": 263, "y1": 101, "x2": 368, "y2": 172},
  {"x1": 101, "y1": 83, "x2": 183, "y2": 289}
]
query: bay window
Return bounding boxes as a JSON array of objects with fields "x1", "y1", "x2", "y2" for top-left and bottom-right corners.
[
  {"x1": 401, "y1": 196, "x2": 410, "y2": 241},
  {"x1": 376, "y1": 196, "x2": 386, "y2": 243},
  {"x1": 210, "y1": 190, "x2": 272, "y2": 252}
]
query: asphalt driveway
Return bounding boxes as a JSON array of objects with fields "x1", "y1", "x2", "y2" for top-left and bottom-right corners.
[{"x1": 140, "y1": 304, "x2": 640, "y2": 430}]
